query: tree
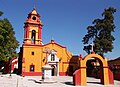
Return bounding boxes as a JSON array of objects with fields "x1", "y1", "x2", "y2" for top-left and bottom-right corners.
[
  {"x1": 82, "y1": 7, "x2": 116, "y2": 56},
  {"x1": 0, "y1": 11, "x2": 19, "y2": 61}
]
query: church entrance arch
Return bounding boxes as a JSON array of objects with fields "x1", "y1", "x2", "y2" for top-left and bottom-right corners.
[
  {"x1": 78, "y1": 52, "x2": 113, "y2": 86},
  {"x1": 51, "y1": 65, "x2": 56, "y2": 76}
]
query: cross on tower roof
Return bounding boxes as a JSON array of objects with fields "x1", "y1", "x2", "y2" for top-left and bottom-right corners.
[{"x1": 90, "y1": 42, "x2": 94, "y2": 52}]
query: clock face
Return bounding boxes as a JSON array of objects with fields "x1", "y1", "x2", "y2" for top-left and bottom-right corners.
[{"x1": 32, "y1": 16, "x2": 36, "y2": 20}]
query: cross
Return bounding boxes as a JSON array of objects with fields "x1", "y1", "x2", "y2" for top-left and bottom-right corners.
[{"x1": 90, "y1": 42, "x2": 94, "y2": 52}]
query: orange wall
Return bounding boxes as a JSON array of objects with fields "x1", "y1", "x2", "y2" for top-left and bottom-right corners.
[{"x1": 22, "y1": 42, "x2": 73, "y2": 75}]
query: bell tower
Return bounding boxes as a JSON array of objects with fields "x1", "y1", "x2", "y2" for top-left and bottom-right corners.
[{"x1": 23, "y1": 8, "x2": 43, "y2": 45}]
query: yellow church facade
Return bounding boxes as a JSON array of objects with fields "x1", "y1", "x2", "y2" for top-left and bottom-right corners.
[{"x1": 18, "y1": 8, "x2": 79, "y2": 76}]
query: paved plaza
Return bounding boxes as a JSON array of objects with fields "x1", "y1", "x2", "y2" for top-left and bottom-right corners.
[{"x1": 0, "y1": 74, "x2": 120, "y2": 87}]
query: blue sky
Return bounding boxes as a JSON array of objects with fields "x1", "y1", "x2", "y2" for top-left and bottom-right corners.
[{"x1": 0, "y1": 0, "x2": 120, "y2": 59}]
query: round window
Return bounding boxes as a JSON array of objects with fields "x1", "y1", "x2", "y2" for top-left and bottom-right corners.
[{"x1": 32, "y1": 16, "x2": 36, "y2": 20}]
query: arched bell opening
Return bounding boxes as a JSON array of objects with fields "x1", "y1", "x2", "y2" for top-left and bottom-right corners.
[{"x1": 31, "y1": 30, "x2": 36, "y2": 44}]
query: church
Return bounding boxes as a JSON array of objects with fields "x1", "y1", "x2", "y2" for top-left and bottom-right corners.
[{"x1": 18, "y1": 8, "x2": 80, "y2": 76}]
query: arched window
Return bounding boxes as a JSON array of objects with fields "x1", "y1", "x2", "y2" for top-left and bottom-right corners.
[
  {"x1": 30, "y1": 64, "x2": 35, "y2": 72},
  {"x1": 31, "y1": 30, "x2": 36, "y2": 44},
  {"x1": 51, "y1": 54, "x2": 55, "y2": 61}
]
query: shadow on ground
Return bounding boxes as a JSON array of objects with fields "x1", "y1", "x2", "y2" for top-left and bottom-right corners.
[
  {"x1": 61, "y1": 82, "x2": 74, "y2": 86},
  {"x1": 87, "y1": 81, "x2": 102, "y2": 85}
]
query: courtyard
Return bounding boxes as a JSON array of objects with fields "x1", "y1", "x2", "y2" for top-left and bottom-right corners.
[{"x1": 0, "y1": 74, "x2": 120, "y2": 87}]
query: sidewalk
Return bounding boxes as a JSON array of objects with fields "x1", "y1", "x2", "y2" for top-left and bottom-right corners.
[{"x1": 0, "y1": 74, "x2": 120, "y2": 87}]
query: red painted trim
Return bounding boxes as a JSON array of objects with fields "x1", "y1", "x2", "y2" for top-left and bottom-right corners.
[
  {"x1": 23, "y1": 41, "x2": 66, "y2": 47},
  {"x1": 24, "y1": 28, "x2": 27, "y2": 38},
  {"x1": 27, "y1": 25, "x2": 30, "y2": 39},
  {"x1": 73, "y1": 69, "x2": 81, "y2": 86},
  {"x1": 22, "y1": 40, "x2": 70, "y2": 51},
  {"x1": 108, "y1": 69, "x2": 114, "y2": 84},
  {"x1": 23, "y1": 44, "x2": 42, "y2": 46},
  {"x1": 22, "y1": 72, "x2": 42, "y2": 76},
  {"x1": 23, "y1": 38, "x2": 31, "y2": 40},
  {"x1": 103, "y1": 66, "x2": 109, "y2": 68},
  {"x1": 38, "y1": 26, "x2": 42, "y2": 40},
  {"x1": 80, "y1": 66, "x2": 87, "y2": 68},
  {"x1": 59, "y1": 72, "x2": 66, "y2": 76},
  {"x1": 43, "y1": 42, "x2": 66, "y2": 48},
  {"x1": 23, "y1": 25, "x2": 30, "y2": 43},
  {"x1": 62, "y1": 62, "x2": 64, "y2": 73},
  {"x1": 38, "y1": 26, "x2": 40, "y2": 40}
]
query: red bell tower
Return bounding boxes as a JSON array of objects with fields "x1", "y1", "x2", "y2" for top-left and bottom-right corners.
[{"x1": 23, "y1": 8, "x2": 43, "y2": 45}]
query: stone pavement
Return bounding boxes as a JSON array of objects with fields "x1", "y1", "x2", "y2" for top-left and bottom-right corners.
[{"x1": 0, "y1": 74, "x2": 120, "y2": 87}]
